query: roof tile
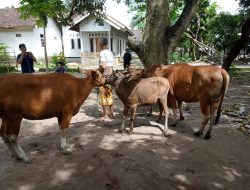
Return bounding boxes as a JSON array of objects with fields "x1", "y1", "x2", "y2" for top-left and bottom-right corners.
[{"x1": 0, "y1": 7, "x2": 36, "y2": 29}]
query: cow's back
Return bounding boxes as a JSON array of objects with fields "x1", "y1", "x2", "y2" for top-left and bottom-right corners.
[
  {"x1": 127, "y1": 77, "x2": 169, "y2": 106},
  {"x1": 0, "y1": 73, "x2": 82, "y2": 119},
  {"x1": 147, "y1": 64, "x2": 225, "y2": 102}
]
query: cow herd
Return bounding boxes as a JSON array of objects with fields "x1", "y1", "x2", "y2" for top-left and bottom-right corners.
[{"x1": 0, "y1": 63, "x2": 230, "y2": 163}]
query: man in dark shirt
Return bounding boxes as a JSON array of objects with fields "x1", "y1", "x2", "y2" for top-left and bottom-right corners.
[
  {"x1": 17, "y1": 44, "x2": 36, "y2": 73},
  {"x1": 123, "y1": 48, "x2": 132, "y2": 70}
]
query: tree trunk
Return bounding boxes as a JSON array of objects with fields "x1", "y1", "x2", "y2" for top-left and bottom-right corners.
[
  {"x1": 143, "y1": 0, "x2": 169, "y2": 68},
  {"x1": 129, "y1": 0, "x2": 201, "y2": 69},
  {"x1": 43, "y1": 26, "x2": 49, "y2": 72},
  {"x1": 222, "y1": 16, "x2": 250, "y2": 72}
]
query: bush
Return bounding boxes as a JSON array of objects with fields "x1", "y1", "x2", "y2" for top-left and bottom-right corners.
[
  {"x1": 171, "y1": 52, "x2": 192, "y2": 63},
  {"x1": 229, "y1": 64, "x2": 240, "y2": 76},
  {"x1": 0, "y1": 43, "x2": 10, "y2": 64},
  {"x1": 0, "y1": 64, "x2": 17, "y2": 73},
  {"x1": 50, "y1": 52, "x2": 66, "y2": 68}
]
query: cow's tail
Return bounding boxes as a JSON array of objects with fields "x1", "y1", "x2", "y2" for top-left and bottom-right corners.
[{"x1": 214, "y1": 68, "x2": 230, "y2": 125}]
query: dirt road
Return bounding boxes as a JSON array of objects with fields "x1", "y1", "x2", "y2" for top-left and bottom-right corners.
[{"x1": 0, "y1": 72, "x2": 250, "y2": 190}]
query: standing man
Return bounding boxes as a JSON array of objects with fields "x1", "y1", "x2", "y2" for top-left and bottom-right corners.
[
  {"x1": 123, "y1": 48, "x2": 132, "y2": 70},
  {"x1": 98, "y1": 37, "x2": 114, "y2": 121},
  {"x1": 17, "y1": 44, "x2": 36, "y2": 73}
]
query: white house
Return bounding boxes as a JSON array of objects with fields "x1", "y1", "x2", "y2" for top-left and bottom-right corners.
[
  {"x1": 0, "y1": 8, "x2": 62, "y2": 59},
  {"x1": 64, "y1": 13, "x2": 133, "y2": 58},
  {"x1": 0, "y1": 7, "x2": 133, "y2": 63}
]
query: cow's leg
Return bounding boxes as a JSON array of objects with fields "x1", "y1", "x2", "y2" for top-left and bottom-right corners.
[
  {"x1": 128, "y1": 106, "x2": 137, "y2": 134},
  {"x1": 9, "y1": 135, "x2": 31, "y2": 164},
  {"x1": 178, "y1": 101, "x2": 184, "y2": 120},
  {"x1": 147, "y1": 106, "x2": 153, "y2": 116},
  {"x1": 58, "y1": 113, "x2": 72, "y2": 154},
  {"x1": 168, "y1": 95, "x2": 178, "y2": 126},
  {"x1": 194, "y1": 99, "x2": 210, "y2": 137},
  {"x1": 204, "y1": 103, "x2": 218, "y2": 139},
  {"x1": 170, "y1": 108, "x2": 178, "y2": 127},
  {"x1": 159, "y1": 99, "x2": 172, "y2": 137},
  {"x1": 4, "y1": 117, "x2": 31, "y2": 163},
  {"x1": 119, "y1": 106, "x2": 129, "y2": 133},
  {"x1": 0, "y1": 120, "x2": 20, "y2": 160},
  {"x1": 157, "y1": 102, "x2": 163, "y2": 123}
]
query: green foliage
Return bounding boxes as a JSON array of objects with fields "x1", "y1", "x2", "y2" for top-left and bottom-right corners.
[
  {"x1": 128, "y1": 1, "x2": 146, "y2": 29},
  {"x1": 0, "y1": 64, "x2": 17, "y2": 73},
  {"x1": 19, "y1": 0, "x2": 66, "y2": 27},
  {"x1": 0, "y1": 43, "x2": 10, "y2": 64},
  {"x1": 171, "y1": 52, "x2": 192, "y2": 63},
  {"x1": 50, "y1": 52, "x2": 66, "y2": 67},
  {"x1": 208, "y1": 13, "x2": 243, "y2": 54},
  {"x1": 228, "y1": 64, "x2": 240, "y2": 76}
]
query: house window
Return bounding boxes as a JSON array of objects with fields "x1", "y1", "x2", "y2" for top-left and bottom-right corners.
[
  {"x1": 90, "y1": 38, "x2": 94, "y2": 52},
  {"x1": 16, "y1": 34, "x2": 21, "y2": 37},
  {"x1": 98, "y1": 21, "x2": 104, "y2": 26},
  {"x1": 71, "y1": 39, "x2": 75, "y2": 49},
  {"x1": 120, "y1": 40, "x2": 122, "y2": 55},
  {"x1": 111, "y1": 38, "x2": 113, "y2": 52},
  {"x1": 77, "y1": 39, "x2": 81, "y2": 49}
]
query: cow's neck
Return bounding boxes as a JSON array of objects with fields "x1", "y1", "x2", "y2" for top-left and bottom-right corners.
[
  {"x1": 113, "y1": 79, "x2": 127, "y2": 100},
  {"x1": 80, "y1": 77, "x2": 95, "y2": 102}
]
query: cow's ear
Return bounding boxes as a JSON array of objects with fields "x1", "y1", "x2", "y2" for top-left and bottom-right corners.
[
  {"x1": 80, "y1": 69, "x2": 91, "y2": 77},
  {"x1": 93, "y1": 69, "x2": 102, "y2": 77}
]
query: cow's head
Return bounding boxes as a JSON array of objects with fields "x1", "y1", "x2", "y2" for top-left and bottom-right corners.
[{"x1": 80, "y1": 69, "x2": 106, "y2": 86}]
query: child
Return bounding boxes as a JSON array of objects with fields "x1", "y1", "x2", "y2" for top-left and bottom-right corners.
[{"x1": 54, "y1": 61, "x2": 66, "y2": 73}]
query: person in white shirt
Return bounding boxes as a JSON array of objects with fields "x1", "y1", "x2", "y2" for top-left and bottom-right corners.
[{"x1": 98, "y1": 37, "x2": 114, "y2": 120}]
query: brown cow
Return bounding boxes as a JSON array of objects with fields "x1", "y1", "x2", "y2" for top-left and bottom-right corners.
[
  {"x1": 108, "y1": 71, "x2": 174, "y2": 137},
  {"x1": 0, "y1": 69, "x2": 106, "y2": 163},
  {"x1": 145, "y1": 64, "x2": 230, "y2": 139}
]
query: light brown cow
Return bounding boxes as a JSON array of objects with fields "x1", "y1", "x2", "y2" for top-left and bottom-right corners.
[
  {"x1": 108, "y1": 71, "x2": 174, "y2": 137},
  {"x1": 0, "y1": 69, "x2": 105, "y2": 163},
  {"x1": 145, "y1": 64, "x2": 230, "y2": 139}
]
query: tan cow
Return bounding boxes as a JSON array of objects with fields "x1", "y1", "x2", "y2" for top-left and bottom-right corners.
[
  {"x1": 145, "y1": 64, "x2": 230, "y2": 139},
  {"x1": 0, "y1": 70, "x2": 106, "y2": 163},
  {"x1": 108, "y1": 71, "x2": 174, "y2": 137}
]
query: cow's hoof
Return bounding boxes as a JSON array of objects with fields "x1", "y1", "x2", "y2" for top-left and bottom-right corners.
[
  {"x1": 170, "y1": 122, "x2": 178, "y2": 127},
  {"x1": 180, "y1": 116, "x2": 185, "y2": 121},
  {"x1": 164, "y1": 133, "x2": 172, "y2": 138},
  {"x1": 127, "y1": 130, "x2": 133, "y2": 135},
  {"x1": 61, "y1": 149, "x2": 71, "y2": 155},
  {"x1": 194, "y1": 131, "x2": 202, "y2": 137},
  {"x1": 204, "y1": 134, "x2": 211, "y2": 140},
  {"x1": 164, "y1": 130, "x2": 176, "y2": 137},
  {"x1": 117, "y1": 129, "x2": 124, "y2": 133},
  {"x1": 23, "y1": 159, "x2": 33, "y2": 164}
]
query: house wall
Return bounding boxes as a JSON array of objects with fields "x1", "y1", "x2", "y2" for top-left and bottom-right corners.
[
  {"x1": 0, "y1": 18, "x2": 62, "y2": 60},
  {"x1": 111, "y1": 26, "x2": 128, "y2": 56},
  {"x1": 69, "y1": 16, "x2": 129, "y2": 58},
  {"x1": 62, "y1": 27, "x2": 81, "y2": 58},
  {"x1": 79, "y1": 16, "x2": 111, "y2": 32}
]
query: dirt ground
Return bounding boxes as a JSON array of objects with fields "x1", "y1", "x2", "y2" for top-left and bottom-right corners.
[{"x1": 0, "y1": 71, "x2": 250, "y2": 190}]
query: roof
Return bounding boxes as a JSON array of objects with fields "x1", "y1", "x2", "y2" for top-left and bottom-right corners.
[
  {"x1": 69, "y1": 13, "x2": 134, "y2": 36},
  {"x1": 0, "y1": 7, "x2": 36, "y2": 29}
]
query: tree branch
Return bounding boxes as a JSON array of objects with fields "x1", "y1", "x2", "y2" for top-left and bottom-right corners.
[
  {"x1": 167, "y1": 0, "x2": 201, "y2": 44},
  {"x1": 127, "y1": 39, "x2": 145, "y2": 67}
]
